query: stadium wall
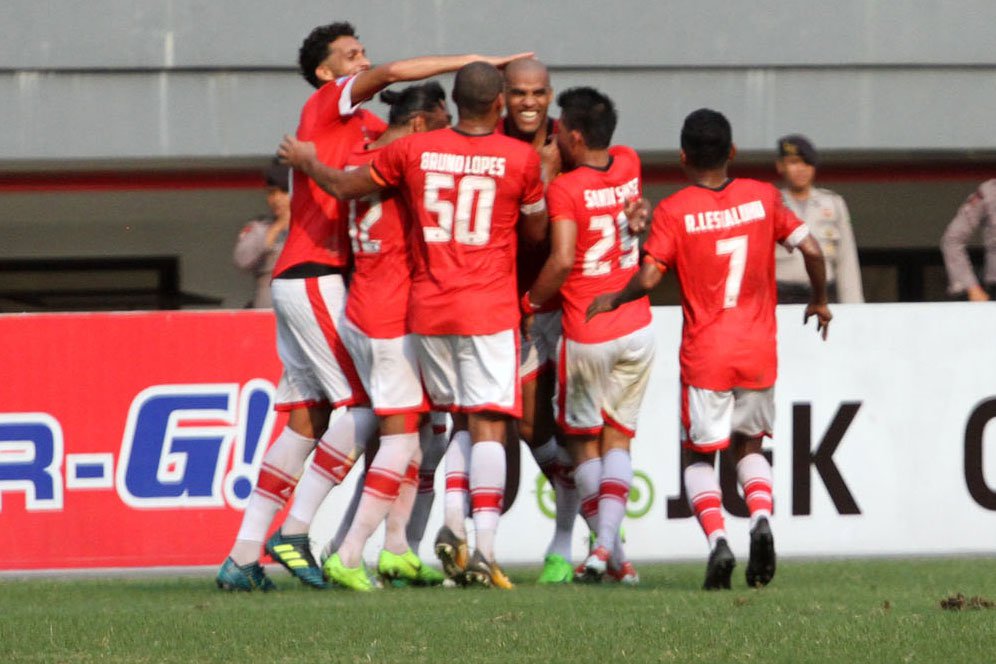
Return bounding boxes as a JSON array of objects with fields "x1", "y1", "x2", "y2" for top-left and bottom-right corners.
[{"x1": 1, "y1": 304, "x2": 994, "y2": 571}]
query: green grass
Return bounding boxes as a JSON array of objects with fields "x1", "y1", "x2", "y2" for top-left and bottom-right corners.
[{"x1": 3, "y1": 558, "x2": 996, "y2": 663}]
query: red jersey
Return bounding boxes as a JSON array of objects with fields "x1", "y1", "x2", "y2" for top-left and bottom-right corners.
[
  {"x1": 343, "y1": 144, "x2": 413, "y2": 338},
  {"x1": 273, "y1": 75, "x2": 386, "y2": 277},
  {"x1": 547, "y1": 145, "x2": 651, "y2": 343},
  {"x1": 370, "y1": 127, "x2": 545, "y2": 336},
  {"x1": 642, "y1": 178, "x2": 807, "y2": 390}
]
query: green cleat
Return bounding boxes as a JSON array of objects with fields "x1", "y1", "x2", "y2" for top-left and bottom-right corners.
[
  {"x1": 323, "y1": 553, "x2": 375, "y2": 592},
  {"x1": 216, "y1": 557, "x2": 275, "y2": 592},
  {"x1": 377, "y1": 549, "x2": 420, "y2": 585},
  {"x1": 413, "y1": 562, "x2": 446, "y2": 586},
  {"x1": 537, "y1": 554, "x2": 574, "y2": 585},
  {"x1": 264, "y1": 530, "x2": 327, "y2": 589}
]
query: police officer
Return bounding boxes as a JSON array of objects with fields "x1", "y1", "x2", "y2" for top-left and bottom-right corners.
[
  {"x1": 774, "y1": 135, "x2": 864, "y2": 304},
  {"x1": 940, "y1": 179, "x2": 996, "y2": 302}
]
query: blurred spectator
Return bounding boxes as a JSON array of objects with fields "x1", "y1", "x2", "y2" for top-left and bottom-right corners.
[
  {"x1": 940, "y1": 179, "x2": 996, "y2": 301},
  {"x1": 774, "y1": 135, "x2": 864, "y2": 304},
  {"x1": 233, "y1": 158, "x2": 290, "y2": 308}
]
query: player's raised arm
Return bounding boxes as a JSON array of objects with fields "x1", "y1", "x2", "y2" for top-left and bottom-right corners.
[
  {"x1": 797, "y1": 234, "x2": 832, "y2": 339},
  {"x1": 350, "y1": 52, "x2": 534, "y2": 107},
  {"x1": 586, "y1": 257, "x2": 665, "y2": 321},
  {"x1": 277, "y1": 135, "x2": 382, "y2": 200}
]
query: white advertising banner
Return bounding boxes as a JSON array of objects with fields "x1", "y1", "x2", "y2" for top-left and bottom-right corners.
[{"x1": 312, "y1": 303, "x2": 996, "y2": 565}]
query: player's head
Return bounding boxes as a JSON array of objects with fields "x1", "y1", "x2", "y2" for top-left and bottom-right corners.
[
  {"x1": 379, "y1": 81, "x2": 451, "y2": 133},
  {"x1": 299, "y1": 22, "x2": 370, "y2": 89},
  {"x1": 503, "y1": 58, "x2": 552, "y2": 136},
  {"x1": 680, "y1": 108, "x2": 734, "y2": 170},
  {"x1": 452, "y1": 61, "x2": 505, "y2": 121},
  {"x1": 775, "y1": 134, "x2": 818, "y2": 190},
  {"x1": 555, "y1": 87, "x2": 617, "y2": 167},
  {"x1": 263, "y1": 157, "x2": 290, "y2": 216}
]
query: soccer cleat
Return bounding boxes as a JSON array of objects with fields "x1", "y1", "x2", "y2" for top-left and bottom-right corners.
[
  {"x1": 463, "y1": 550, "x2": 514, "y2": 589},
  {"x1": 575, "y1": 545, "x2": 610, "y2": 583},
  {"x1": 264, "y1": 530, "x2": 327, "y2": 589},
  {"x1": 434, "y1": 525, "x2": 469, "y2": 582},
  {"x1": 323, "y1": 553, "x2": 375, "y2": 592},
  {"x1": 413, "y1": 562, "x2": 446, "y2": 586},
  {"x1": 215, "y1": 557, "x2": 275, "y2": 592},
  {"x1": 377, "y1": 548, "x2": 433, "y2": 586},
  {"x1": 606, "y1": 560, "x2": 640, "y2": 586},
  {"x1": 703, "y1": 538, "x2": 736, "y2": 590},
  {"x1": 746, "y1": 517, "x2": 776, "y2": 588},
  {"x1": 537, "y1": 554, "x2": 574, "y2": 585}
]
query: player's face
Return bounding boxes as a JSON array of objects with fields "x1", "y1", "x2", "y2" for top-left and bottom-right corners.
[
  {"x1": 326, "y1": 36, "x2": 371, "y2": 78},
  {"x1": 778, "y1": 155, "x2": 816, "y2": 190},
  {"x1": 266, "y1": 187, "x2": 290, "y2": 218},
  {"x1": 504, "y1": 70, "x2": 551, "y2": 135}
]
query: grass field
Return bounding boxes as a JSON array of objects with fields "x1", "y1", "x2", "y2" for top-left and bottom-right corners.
[{"x1": 3, "y1": 557, "x2": 996, "y2": 663}]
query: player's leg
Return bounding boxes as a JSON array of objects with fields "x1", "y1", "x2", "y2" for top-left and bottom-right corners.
[
  {"x1": 406, "y1": 414, "x2": 448, "y2": 554},
  {"x1": 681, "y1": 383, "x2": 736, "y2": 590},
  {"x1": 463, "y1": 410, "x2": 514, "y2": 589},
  {"x1": 732, "y1": 387, "x2": 776, "y2": 587}
]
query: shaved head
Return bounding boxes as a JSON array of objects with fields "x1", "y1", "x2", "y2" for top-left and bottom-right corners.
[
  {"x1": 504, "y1": 57, "x2": 549, "y2": 87},
  {"x1": 452, "y1": 61, "x2": 504, "y2": 119}
]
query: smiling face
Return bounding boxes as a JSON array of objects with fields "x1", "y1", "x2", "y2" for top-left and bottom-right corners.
[
  {"x1": 504, "y1": 63, "x2": 552, "y2": 136},
  {"x1": 321, "y1": 35, "x2": 371, "y2": 80}
]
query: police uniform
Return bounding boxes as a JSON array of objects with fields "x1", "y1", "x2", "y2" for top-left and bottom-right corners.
[{"x1": 940, "y1": 179, "x2": 996, "y2": 299}]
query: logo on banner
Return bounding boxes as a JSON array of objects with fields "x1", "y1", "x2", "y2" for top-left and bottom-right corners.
[{"x1": 534, "y1": 470, "x2": 655, "y2": 519}]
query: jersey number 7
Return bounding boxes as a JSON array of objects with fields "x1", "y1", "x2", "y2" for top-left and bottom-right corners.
[{"x1": 715, "y1": 235, "x2": 747, "y2": 308}]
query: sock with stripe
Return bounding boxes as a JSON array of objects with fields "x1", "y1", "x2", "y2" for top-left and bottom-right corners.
[
  {"x1": 407, "y1": 418, "x2": 448, "y2": 553},
  {"x1": 596, "y1": 448, "x2": 633, "y2": 553},
  {"x1": 529, "y1": 436, "x2": 559, "y2": 482},
  {"x1": 573, "y1": 456, "x2": 603, "y2": 538},
  {"x1": 229, "y1": 427, "x2": 314, "y2": 565},
  {"x1": 385, "y1": 451, "x2": 422, "y2": 555},
  {"x1": 469, "y1": 440, "x2": 506, "y2": 561},
  {"x1": 684, "y1": 461, "x2": 727, "y2": 549},
  {"x1": 443, "y1": 429, "x2": 472, "y2": 540},
  {"x1": 338, "y1": 432, "x2": 419, "y2": 568},
  {"x1": 282, "y1": 407, "x2": 377, "y2": 536},
  {"x1": 737, "y1": 452, "x2": 773, "y2": 529}
]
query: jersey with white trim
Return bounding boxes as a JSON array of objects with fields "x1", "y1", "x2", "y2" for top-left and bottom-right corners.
[
  {"x1": 371, "y1": 127, "x2": 545, "y2": 336},
  {"x1": 343, "y1": 144, "x2": 413, "y2": 338},
  {"x1": 274, "y1": 75, "x2": 387, "y2": 277},
  {"x1": 642, "y1": 178, "x2": 806, "y2": 390},
  {"x1": 547, "y1": 145, "x2": 650, "y2": 344}
]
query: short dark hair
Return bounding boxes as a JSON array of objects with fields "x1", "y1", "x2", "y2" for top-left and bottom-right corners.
[
  {"x1": 452, "y1": 62, "x2": 504, "y2": 119},
  {"x1": 379, "y1": 81, "x2": 447, "y2": 126},
  {"x1": 557, "y1": 87, "x2": 617, "y2": 150},
  {"x1": 263, "y1": 157, "x2": 290, "y2": 192},
  {"x1": 681, "y1": 108, "x2": 733, "y2": 169},
  {"x1": 298, "y1": 22, "x2": 357, "y2": 89}
]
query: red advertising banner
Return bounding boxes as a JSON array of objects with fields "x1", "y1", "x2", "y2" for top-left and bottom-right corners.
[{"x1": 0, "y1": 311, "x2": 286, "y2": 570}]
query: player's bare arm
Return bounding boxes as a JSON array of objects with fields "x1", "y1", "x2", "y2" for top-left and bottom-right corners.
[
  {"x1": 519, "y1": 209, "x2": 549, "y2": 245},
  {"x1": 350, "y1": 52, "x2": 534, "y2": 107},
  {"x1": 525, "y1": 218, "x2": 576, "y2": 308},
  {"x1": 277, "y1": 135, "x2": 382, "y2": 200},
  {"x1": 586, "y1": 258, "x2": 664, "y2": 321},
  {"x1": 797, "y1": 234, "x2": 833, "y2": 339}
]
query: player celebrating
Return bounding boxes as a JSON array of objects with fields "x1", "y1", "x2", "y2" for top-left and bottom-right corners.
[
  {"x1": 524, "y1": 87, "x2": 652, "y2": 585},
  {"x1": 278, "y1": 61, "x2": 547, "y2": 589},
  {"x1": 587, "y1": 108, "x2": 832, "y2": 590},
  {"x1": 216, "y1": 20, "x2": 530, "y2": 592}
]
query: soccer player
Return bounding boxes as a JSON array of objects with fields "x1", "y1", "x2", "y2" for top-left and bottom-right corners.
[
  {"x1": 278, "y1": 61, "x2": 547, "y2": 589},
  {"x1": 216, "y1": 20, "x2": 530, "y2": 592},
  {"x1": 524, "y1": 87, "x2": 651, "y2": 585},
  {"x1": 587, "y1": 108, "x2": 832, "y2": 590}
]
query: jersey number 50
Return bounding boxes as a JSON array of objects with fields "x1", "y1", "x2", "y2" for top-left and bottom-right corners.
[{"x1": 423, "y1": 173, "x2": 496, "y2": 246}]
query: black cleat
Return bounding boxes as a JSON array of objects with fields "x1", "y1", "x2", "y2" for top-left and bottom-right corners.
[
  {"x1": 702, "y1": 538, "x2": 735, "y2": 590},
  {"x1": 745, "y1": 517, "x2": 776, "y2": 588}
]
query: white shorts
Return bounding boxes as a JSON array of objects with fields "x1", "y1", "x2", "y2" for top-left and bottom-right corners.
[
  {"x1": 521, "y1": 310, "x2": 562, "y2": 382},
  {"x1": 680, "y1": 384, "x2": 775, "y2": 452},
  {"x1": 271, "y1": 274, "x2": 367, "y2": 410},
  {"x1": 555, "y1": 324, "x2": 655, "y2": 437},
  {"x1": 340, "y1": 316, "x2": 428, "y2": 416},
  {"x1": 416, "y1": 329, "x2": 520, "y2": 417}
]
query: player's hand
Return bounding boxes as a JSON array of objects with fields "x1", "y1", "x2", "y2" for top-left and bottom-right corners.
[
  {"x1": 586, "y1": 293, "x2": 619, "y2": 322},
  {"x1": 277, "y1": 135, "x2": 316, "y2": 170},
  {"x1": 804, "y1": 302, "x2": 832, "y2": 340},
  {"x1": 520, "y1": 312, "x2": 535, "y2": 341},
  {"x1": 624, "y1": 197, "x2": 651, "y2": 235},
  {"x1": 481, "y1": 52, "x2": 536, "y2": 69},
  {"x1": 538, "y1": 139, "x2": 562, "y2": 184}
]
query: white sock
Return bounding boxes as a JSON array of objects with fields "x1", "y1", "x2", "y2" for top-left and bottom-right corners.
[
  {"x1": 684, "y1": 461, "x2": 726, "y2": 549},
  {"x1": 530, "y1": 437, "x2": 559, "y2": 476},
  {"x1": 546, "y1": 445, "x2": 578, "y2": 559},
  {"x1": 469, "y1": 440, "x2": 505, "y2": 561},
  {"x1": 443, "y1": 429, "x2": 472, "y2": 539},
  {"x1": 229, "y1": 427, "x2": 314, "y2": 564},
  {"x1": 737, "y1": 452, "x2": 774, "y2": 529},
  {"x1": 573, "y1": 457, "x2": 603, "y2": 536},
  {"x1": 385, "y1": 450, "x2": 422, "y2": 555},
  {"x1": 596, "y1": 448, "x2": 632, "y2": 554}
]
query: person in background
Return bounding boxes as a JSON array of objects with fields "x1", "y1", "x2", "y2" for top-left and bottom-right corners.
[
  {"x1": 941, "y1": 179, "x2": 996, "y2": 301},
  {"x1": 232, "y1": 158, "x2": 290, "y2": 308},
  {"x1": 774, "y1": 134, "x2": 864, "y2": 304}
]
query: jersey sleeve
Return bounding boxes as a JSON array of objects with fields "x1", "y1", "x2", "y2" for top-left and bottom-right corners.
[
  {"x1": 771, "y1": 187, "x2": 808, "y2": 248},
  {"x1": 545, "y1": 178, "x2": 575, "y2": 223},
  {"x1": 519, "y1": 149, "x2": 546, "y2": 215},
  {"x1": 370, "y1": 137, "x2": 408, "y2": 188},
  {"x1": 642, "y1": 203, "x2": 678, "y2": 267}
]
